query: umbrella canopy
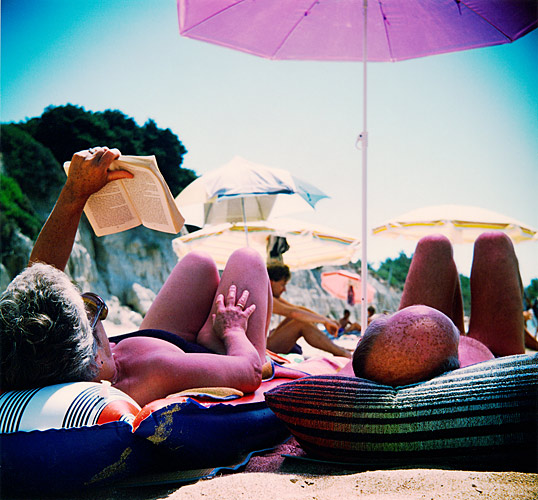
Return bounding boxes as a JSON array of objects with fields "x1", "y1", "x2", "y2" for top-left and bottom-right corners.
[
  {"x1": 172, "y1": 217, "x2": 361, "y2": 271},
  {"x1": 321, "y1": 270, "x2": 376, "y2": 305},
  {"x1": 175, "y1": 156, "x2": 328, "y2": 227},
  {"x1": 372, "y1": 204, "x2": 537, "y2": 244},
  {"x1": 177, "y1": 0, "x2": 537, "y2": 326},
  {"x1": 178, "y1": 1, "x2": 537, "y2": 62}
]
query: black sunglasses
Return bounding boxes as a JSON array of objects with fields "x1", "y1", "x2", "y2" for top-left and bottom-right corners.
[{"x1": 82, "y1": 292, "x2": 108, "y2": 329}]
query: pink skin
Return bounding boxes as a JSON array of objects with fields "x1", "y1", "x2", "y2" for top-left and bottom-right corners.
[
  {"x1": 348, "y1": 232, "x2": 524, "y2": 385},
  {"x1": 270, "y1": 279, "x2": 287, "y2": 299},
  {"x1": 90, "y1": 248, "x2": 272, "y2": 406},
  {"x1": 361, "y1": 305, "x2": 460, "y2": 386},
  {"x1": 140, "y1": 247, "x2": 271, "y2": 363},
  {"x1": 466, "y1": 232, "x2": 525, "y2": 356},
  {"x1": 92, "y1": 322, "x2": 118, "y2": 382},
  {"x1": 268, "y1": 278, "x2": 350, "y2": 358}
]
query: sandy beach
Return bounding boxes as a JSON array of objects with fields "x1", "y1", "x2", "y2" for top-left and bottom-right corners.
[
  {"x1": 30, "y1": 436, "x2": 536, "y2": 500},
  {"x1": 166, "y1": 470, "x2": 538, "y2": 500}
]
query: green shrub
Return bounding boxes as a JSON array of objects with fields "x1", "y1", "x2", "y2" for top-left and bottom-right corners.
[{"x1": 0, "y1": 175, "x2": 41, "y2": 260}]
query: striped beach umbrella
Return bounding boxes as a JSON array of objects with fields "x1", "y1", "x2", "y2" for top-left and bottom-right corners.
[
  {"x1": 172, "y1": 217, "x2": 360, "y2": 270},
  {"x1": 372, "y1": 204, "x2": 537, "y2": 244}
]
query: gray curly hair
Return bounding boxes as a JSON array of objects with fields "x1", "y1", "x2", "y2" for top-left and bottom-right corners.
[{"x1": 0, "y1": 263, "x2": 99, "y2": 391}]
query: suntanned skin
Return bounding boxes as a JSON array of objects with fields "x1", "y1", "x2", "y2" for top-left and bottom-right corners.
[
  {"x1": 29, "y1": 147, "x2": 271, "y2": 407},
  {"x1": 268, "y1": 278, "x2": 351, "y2": 359},
  {"x1": 338, "y1": 311, "x2": 362, "y2": 334},
  {"x1": 349, "y1": 233, "x2": 529, "y2": 386}
]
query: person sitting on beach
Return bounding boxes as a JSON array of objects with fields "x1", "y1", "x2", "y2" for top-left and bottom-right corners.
[
  {"x1": 347, "y1": 232, "x2": 538, "y2": 386},
  {"x1": 367, "y1": 305, "x2": 377, "y2": 323},
  {"x1": 338, "y1": 309, "x2": 362, "y2": 335},
  {"x1": 266, "y1": 263, "x2": 351, "y2": 359},
  {"x1": 0, "y1": 147, "x2": 271, "y2": 406},
  {"x1": 338, "y1": 306, "x2": 376, "y2": 335}
]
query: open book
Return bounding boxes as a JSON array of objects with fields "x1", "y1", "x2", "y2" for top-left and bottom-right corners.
[{"x1": 63, "y1": 155, "x2": 185, "y2": 237}]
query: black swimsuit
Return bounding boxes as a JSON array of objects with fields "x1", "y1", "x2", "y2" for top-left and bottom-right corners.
[{"x1": 109, "y1": 329, "x2": 216, "y2": 354}]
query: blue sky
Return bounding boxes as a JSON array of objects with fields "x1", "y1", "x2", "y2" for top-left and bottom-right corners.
[{"x1": 2, "y1": 0, "x2": 537, "y2": 285}]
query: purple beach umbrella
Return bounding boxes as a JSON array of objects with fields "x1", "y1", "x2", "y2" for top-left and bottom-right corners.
[{"x1": 176, "y1": 0, "x2": 537, "y2": 327}]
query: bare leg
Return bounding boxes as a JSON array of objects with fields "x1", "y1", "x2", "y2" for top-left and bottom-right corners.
[
  {"x1": 524, "y1": 327, "x2": 538, "y2": 350},
  {"x1": 268, "y1": 319, "x2": 352, "y2": 358},
  {"x1": 140, "y1": 252, "x2": 220, "y2": 343},
  {"x1": 196, "y1": 248, "x2": 271, "y2": 363},
  {"x1": 345, "y1": 322, "x2": 362, "y2": 333},
  {"x1": 467, "y1": 232, "x2": 525, "y2": 356},
  {"x1": 399, "y1": 234, "x2": 465, "y2": 333}
]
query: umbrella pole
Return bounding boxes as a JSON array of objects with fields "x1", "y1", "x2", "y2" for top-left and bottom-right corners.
[
  {"x1": 360, "y1": 0, "x2": 369, "y2": 332},
  {"x1": 241, "y1": 198, "x2": 250, "y2": 246}
]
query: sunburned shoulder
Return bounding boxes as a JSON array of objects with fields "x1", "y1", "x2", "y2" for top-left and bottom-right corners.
[{"x1": 110, "y1": 337, "x2": 188, "y2": 405}]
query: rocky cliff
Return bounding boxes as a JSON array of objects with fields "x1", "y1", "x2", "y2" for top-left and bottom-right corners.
[{"x1": 1, "y1": 222, "x2": 402, "y2": 334}]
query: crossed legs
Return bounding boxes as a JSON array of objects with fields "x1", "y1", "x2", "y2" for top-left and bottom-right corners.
[{"x1": 141, "y1": 248, "x2": 271, "y2": 363}]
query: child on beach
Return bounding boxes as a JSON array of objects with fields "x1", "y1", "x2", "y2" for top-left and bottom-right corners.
[
  {"x1": 337, "y1": 306, "x2": 375, "y2": 335},
  {"x1": 337, "y1": 309, "x2": 362, "y2": 335}
]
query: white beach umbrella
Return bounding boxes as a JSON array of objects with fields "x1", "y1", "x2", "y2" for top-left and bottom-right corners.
[
  {"x1": 175, "y1": 156, "x2": 328, "y2": 229},
  {"x1": 372, "y1": 204, "x2": 537, "y2": 244},
  {"x1": 172, "y1": 217, "x2": 360, "y2": 271}
]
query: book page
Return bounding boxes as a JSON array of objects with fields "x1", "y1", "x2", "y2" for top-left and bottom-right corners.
[
  {"x1": 84, "y1": 181, "x2": 141, "y2": 236},
  {"x1": 114, "y1": 156, "x2": 185, "y2": 234},
  {"x1": 63, "y1": 161, "x2": 141, "y2": 237},
  {"x1": 64, "y1": 155, "x2": 184, "y2": 236}
]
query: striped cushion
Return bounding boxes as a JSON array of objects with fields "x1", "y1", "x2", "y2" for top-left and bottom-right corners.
[
  {"x1": 265, "y1": 353, "x2": 538, "y2": 471},
  {"x1": 0, "y1": 382, "x2": 141, "y2": 432}
]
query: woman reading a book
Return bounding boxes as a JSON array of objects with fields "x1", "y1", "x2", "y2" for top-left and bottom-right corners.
[{"x1": 0, "y1": 147, "x2": 271, "y2": 406}]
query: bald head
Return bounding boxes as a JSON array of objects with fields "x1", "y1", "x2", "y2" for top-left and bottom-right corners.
[{"x1": 353, "y1": 305, "x2": 460, "y2": 386}]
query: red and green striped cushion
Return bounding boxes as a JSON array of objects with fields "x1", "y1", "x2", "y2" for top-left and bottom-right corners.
[{"x1": 265, "y1": 353, "x2": 537, "y2": 471}]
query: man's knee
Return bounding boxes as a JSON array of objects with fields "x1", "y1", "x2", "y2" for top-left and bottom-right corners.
[
  {"x1": 474, "y1": 231, "x2": 515, "y2": 257},
  {"x1": 472, "y1": 232, "x2": 520, "y2": 277},
  {"x1": 415, "y1": 234, "x2": 453, "y2": 259}
]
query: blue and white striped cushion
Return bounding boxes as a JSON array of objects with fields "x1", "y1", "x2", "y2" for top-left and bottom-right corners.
[
  {"x1": 265, "y1": 353, "x2": 537, "y2": 471},
  {"x1": 0, "y1": 382, "x2": 140, "y2": 432}
]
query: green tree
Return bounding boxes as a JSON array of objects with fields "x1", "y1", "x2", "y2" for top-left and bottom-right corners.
[
  {"x1": 376, "y1": 252, "x2": 412, "y2": 290},
  {"x1": 459, "y1": 274, "x2": 471, "y2": 317},
  {"x1": 0, "y1": 124, "x2": 64, "y2": 212},
  {"x1": 21, "y1": 104, "x2": 195, "y2": 196},
  {"x1": 101, "y1": 109, "x2": 143, "y2": 153},
  {"x1": 141, "y1": 119, "x2": 194, "y2": 196},
  {"x1": 23, "y1": 104, "x2": 111, "y2": 164},
  {"x1": 525, "y1": 279, "x2": 538, "y2": 304},
  {"x1": 0, "y1": 175, "x2": 42, "y2": 258}
]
